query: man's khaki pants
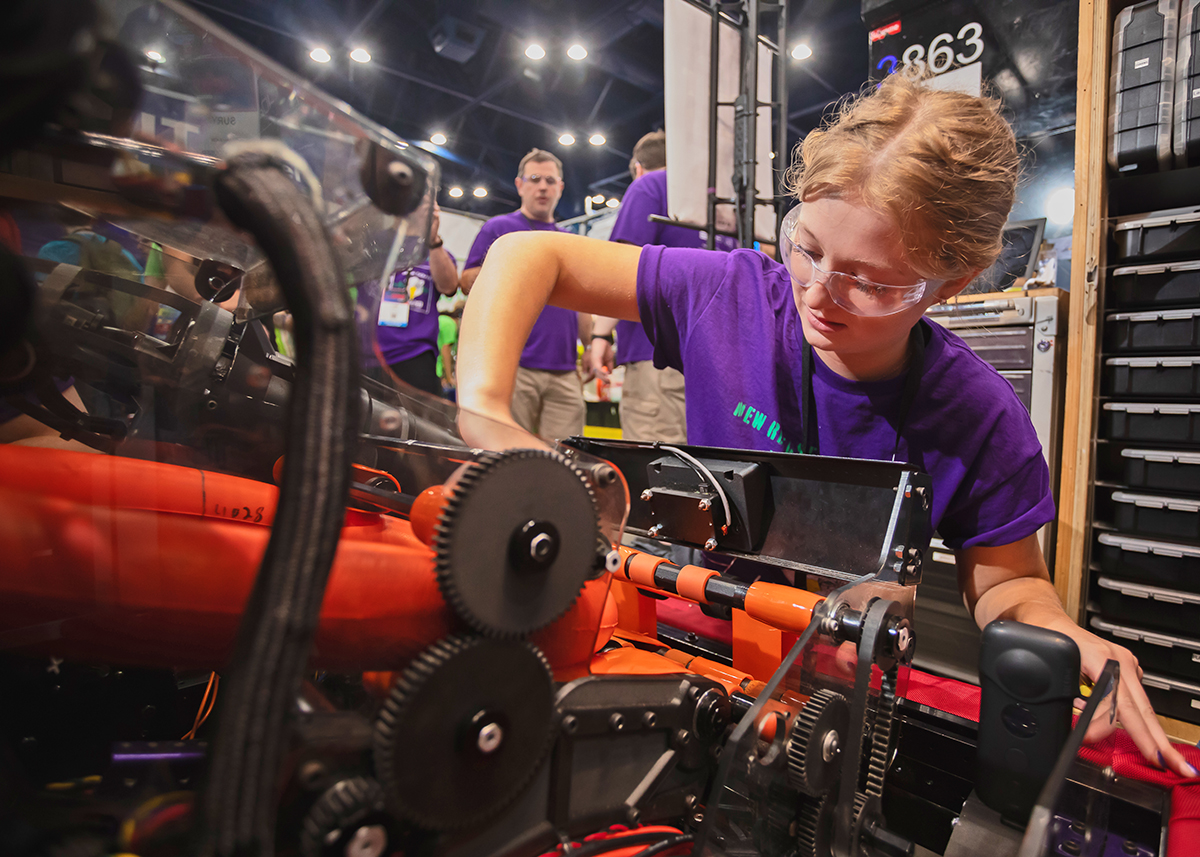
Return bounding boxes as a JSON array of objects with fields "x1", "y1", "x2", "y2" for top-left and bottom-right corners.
[
  {"x1": 619, "y1": 361, "x2": 686, "y2": 443},
  {"x1": 511, "y1": 367, "x2": 586, "y2": 441}
]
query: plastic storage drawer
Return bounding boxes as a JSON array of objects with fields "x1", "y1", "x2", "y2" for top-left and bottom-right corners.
[
  {"x1": 1103, "y1": 402, "x2": 1200, "y2": 443},
  {"x1": 1113, "y1": 209, "x2": 1200, "y2": 261},
  {"x1": 1175, "y1": 0, "x2": 1200, "y2": 165},
  {"x1": 1109, "y1": 261, "x2": 1200, "y2": 306},
  {"x1": 1105, "y1": 355, "x2": 1200, "y2": 395},
  {"x1": 1090, "y1": 615, "x2": 1200, "y2": 681},
  {"x1": 1112, "y1": 490, "x2": 1200, "y2": 540},
  {"x1": 1110, "y1": 0, "x2": 1177, "y2": 173},
  {"x1": 998, "y1": 371, "x2": 1032, "y2": 410},
  {"x1": 1098, "y1": 531, "x2": 1200, "y2": 590},
  {"x1": 1122, "y1": 447, "x2": 1200, "y2": 492},
  {"x1": 1104, "y1": 308, "x2": 1200, "y2": 351},
  {"x1": 1141, "y1": 672, "x2": 1200, "y2": 725},
  {"x1": 950, "y1": 327, "x2": 1033, "y2": 370},
  {"x1": 1095, "y1": 575, "x2": 1200, "y2": 634}
]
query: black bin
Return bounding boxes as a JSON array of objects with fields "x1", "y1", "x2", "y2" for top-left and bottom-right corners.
[
  {"x1": 1108, "y1": 261, "x2": 1200, "y2": 306},
  {"x1": 1105, "y1": 308, "x2": 1200, "y2": 351},
  {"x1": 1090, "y1": 614, "x2": 1200, "y2": 682},
  {"x1": 1102, "y1": 402, "x2": 1200, "y2": 443},
  {"x1": 1105, "y1": 355, "x2": 1200, "y2": 396},
  {"x1": 1097, "y1": 530, "x2": 1200, "y2": 590},
  {"x1": 1095, "y1": 575, "x2": 1200, "y2": 634},
  {"x1": 1121, "y1": 447, "x2": 1200, "y2": 492}
]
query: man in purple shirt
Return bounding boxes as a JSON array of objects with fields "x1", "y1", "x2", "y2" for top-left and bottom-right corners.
[
  {"x1": 591, "y1": 131, "x2": 734, "y2": 443},
  {"x1": 462, "y1": 149, "x2": 592, "y2": 440}
]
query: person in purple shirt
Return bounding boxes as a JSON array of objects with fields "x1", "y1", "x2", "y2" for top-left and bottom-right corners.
[
  {"x1": 456, "y1": 75, "x2": 1192, "y2": 776},
  {"x1": 461, "y1": 148, "x2": 593, "y2": 440},
  {"x1": 591, "y1": 130, "x2": 736, "y2": 443},
  {"x1": 374, "y1": 205, "x2": 459, "y2": 395}
]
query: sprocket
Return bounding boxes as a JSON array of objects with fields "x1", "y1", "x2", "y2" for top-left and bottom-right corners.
[
  {"x1": 371, "y1": 634, "x2": 556, "y2": 831},
  {"x1": 786, "y1": 688, "x2": 850, "y2": 797},
  {"x1": 298, "y1": 777, "x2": 393, "y2": 857},
  {"x1": 434, "y1": 449, "x2": 601, "y2": 638},
  {"x1": 795, "y1": 793, "x2": 833, "y2": 857}
]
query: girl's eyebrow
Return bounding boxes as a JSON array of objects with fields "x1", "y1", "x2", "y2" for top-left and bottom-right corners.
[{"x1": 795, "y1": 222, "x2": 898, "y2": 279}]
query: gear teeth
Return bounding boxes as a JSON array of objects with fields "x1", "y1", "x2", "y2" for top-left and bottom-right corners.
[
  {"x1": 432, "y1": 449, "x2": 600, "y2": 638},
  {"x1": 786, "y1": 689, "x2": 849, "y2": 797},
  {"x1": 299, "y1": 777, "x2": 387, "y2": 857},
  {"x1": 794, "y1": 795, "x2": 828, "y2": 857},
  {"x1": 865, "y1": 668, "x2": 898, "y2": 799}
]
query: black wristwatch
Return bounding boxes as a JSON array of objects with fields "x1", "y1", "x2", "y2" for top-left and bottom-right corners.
[
  {"x1": 429, "y1": 238, "x2": 444, "y2": 249},
  {"x1": 591, "y1": 332, "x2": 614, "y2": 343}
]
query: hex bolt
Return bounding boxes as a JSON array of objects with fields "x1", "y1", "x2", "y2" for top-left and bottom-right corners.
[
  {"x1": 642, "y1": 711, "x2": 657, "y2": 728},
  {"x1": 704, "y1": 538, "x2": 718, "y2": 550},
  {"x1": 640, "y1": 489, "x2": 654, "y2": 502},
  {"x1": 698, "y1": 498, "x2": 712, "y2": 511},
  {"x1": 604, "y1": 550, "x2": 622, "y2": 573},
  {"x1": 529, "y1": 533, "x2": 554, "y2": 561},
  {"x1": 610, "y1": 712, "x2": 626, "y2": 731}
]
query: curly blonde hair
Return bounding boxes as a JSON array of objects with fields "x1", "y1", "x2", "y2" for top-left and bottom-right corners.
[{"x1": 785, "y1": 75, "x2": 1020, "y2": 280}]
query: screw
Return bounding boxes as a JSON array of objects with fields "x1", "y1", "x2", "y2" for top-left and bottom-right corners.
[
  {"x1": 698, "y1": 498, "x2": 711, "y2": 511},
  {"x1": 529, "y1": 533, "x2": 554, "y2": 561},
  {"x1": 642, "y1": 711, "x2": 657, "y2": 728},
  {"x1": 685, "y1": 794, "x2": 698, "y2": 809},
  {"x1": 704, "y1": 538, "x2": 717, "y2": 550},
  {"x1": 591, "y1": 463, "x2": 618, "y2": 487},
  {"x1": 893, "y1": 545, "x2": 904, "y2": 559},
  {"x1": 1037, "y1": 339, "x2": 1052, "y2": 352},
  {"x1": 821, "y1": 731, "x2": 840, "y2": 762},
  {"x1": 640, "y1": 489, "x2": 654, "y2": 502},
  {"x1": 477, "y1": 722, "x2": 504, "y2": 753},
  {"x1": 649, "y1": 524, "x2": 664, "y2": 537},
  {"x1": 626, "y1": 806, "x2": 641, "y2": 826},
  {"x1": 896, "y1": 626, "x2": 912, "y2": 654},
  {"x1": 562, "y1": 715, "x2": 578, "y2": 734},
  {"x1": 609, "y1": 713, "x2": 626, "y2": 732}
]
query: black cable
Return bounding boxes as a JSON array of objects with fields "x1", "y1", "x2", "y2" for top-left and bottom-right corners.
[{"x1": 634, "y1": 834, "x2": 694, "y2": 857}]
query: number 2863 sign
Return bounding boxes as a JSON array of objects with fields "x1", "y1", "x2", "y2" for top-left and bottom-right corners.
[{"x1": 869, "y1": 17, "x2": 988, "y2": 91}]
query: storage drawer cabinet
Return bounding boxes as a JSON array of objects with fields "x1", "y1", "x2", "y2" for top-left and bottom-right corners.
[
  {"x1": 1109, "y1": 260, "x2": 1200, "y2": 306},
  {"x1": 951, "y1": 327, "x2": 1035, "y2": 370},
  {"x1": 1142, "y1": 672, "x2": 1200, "y2": 724},
  {"x1": 1121, "y1": 447, "x2": 1200, "y2": 491},
  {"x1": 1105, "y1": 307, "x2": 1200, "y2": 350},
  {"x1": 1098, "y1": 530, "x2": 1200, "y2": 589},
  {"x1": 1090, "y1": 615, "x2": 1200, "y2": 681},
  {"x1": 1103, "y1": 401, "x2": 1200, "y2": 442},
  {"x1": 1112, "y1": 490, "x2": 1200, "y2": 539},
  {"x1": 1105, "y1": 355, "x2": 1200, "y2": 395},
  {"x1": 1113, "y1": 209, "x2": 1200, "y2": 260},
  {"x1": 1111, "y1": 0, "x2": 1178, "y2": 173}
]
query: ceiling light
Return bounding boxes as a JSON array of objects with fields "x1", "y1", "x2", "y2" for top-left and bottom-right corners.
[
  {"x1": 350, "y1": 47, "x2": 371, "y2": 64},
  {"x1": 558, "y1": 133, "x2": 576, "y2": 146},
  {"x1": 145, "y1": 49, "x2": 164, "y2": 64},
  {"x1": 525, "y1": 43, "x2": 546, "y2": 60},
  {"x1": 591, "y1": 194, "x2": 606, "y2": 203},
  {"x1": 769, "y1": 151, "x2": 776, "y2": 159},
  {"x1": 448, "y1": 187, "x2": 464, "y2": 198},
  {"x1": 567, "y1": 44, "x2": 588, "y2": 61},
  {"x1": 430, "y1": 132, "x2": 447, "y2": 146},
  {"x1": 473, "y1": 186, "x2": 488, "y2": 198},
  {"x1": 310, "y1": 47, "x2": 332, "y2": 63},
  {"x1": 791, "y1": 43, "x2": 812, "y2": 60},
  {"x1": 588, "y1": 133, "x2": 606, "y2": 146},
  {"x1": 606, "y1": 198, "x2": 620, "y2": 208},
  {"x1": 1046, "y1": 186, "x2": 1075, "y2": 225}
]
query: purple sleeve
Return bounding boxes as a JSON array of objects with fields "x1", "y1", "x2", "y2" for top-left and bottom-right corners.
[
  {"x1": 464, "y1": 220, "x2": 500, "y2": 270},
  {"x1": 609, "y1": 178, "x2": 660, "y2": 246}
]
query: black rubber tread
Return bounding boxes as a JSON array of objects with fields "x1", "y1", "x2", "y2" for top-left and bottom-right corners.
[
  {"x1": 433, "y1": 449, "x2": 600, "y2": 638},
  {"x1": 371, "y1": 634, "x2": 556, "y2": 831}
]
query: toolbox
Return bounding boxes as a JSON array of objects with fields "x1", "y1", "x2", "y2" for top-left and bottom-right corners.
[
  {"x1": 1098, "y1": 530, "x2": 1200, "y2": 589},
  {"x1": 1090, "y1": 614, "x2": 1200, "y2": 682},
  {"x1": 1102, "y1": 401, "x2": 1200, "y2": 442},
  {"x1": 1095, "y1": 575, "x2": 1200, "y2": 633},
  {"x1": 1121, "y1": 446, "x2": 1200, "y2": 491},
  {"x1": 1110, "y1": 0, "x2": 1179, "y2": 173}
]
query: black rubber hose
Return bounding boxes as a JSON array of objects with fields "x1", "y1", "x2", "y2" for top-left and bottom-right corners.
[{"x1": 197, "y1": 154, "x2": 359, "y2": 857}]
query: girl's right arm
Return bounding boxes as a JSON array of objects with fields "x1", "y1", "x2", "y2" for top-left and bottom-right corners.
[{"x1": 455, "y1": 232, "x2": 641, "y2": 435}]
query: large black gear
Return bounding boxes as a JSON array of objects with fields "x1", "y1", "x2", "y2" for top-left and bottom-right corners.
[
  {"x1": 786, "y1": 689, "x2": 850, "y2": 797},
  {"x1": 299, "y1": 777, "x2": 393, "y2": 857},
  {"x1": 434, "y1": 449, "x2": 601, "y2": 638},
  {"x1": 795, "y1": 794, "x2": 833, "y2": 857},
  {"x1": 371, "y1": 634, "x2": 556, "y2": 831}
]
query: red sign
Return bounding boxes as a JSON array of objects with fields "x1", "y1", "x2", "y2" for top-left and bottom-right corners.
[{"x1": 869, "y1": 20, "x2": 902, "y2": 43}]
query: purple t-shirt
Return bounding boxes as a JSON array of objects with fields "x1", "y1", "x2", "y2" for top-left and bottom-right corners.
[
  {"x1": 466, "y1": 211, "x2": 579, "y2": 372},
  {"x1": 374, "y1": 251, "x2": 456, "y2": 366},
  {"x1": 636, "y1": 246, "x2": 1055, "y2": 551},
  {"x1": 609, "y1": 169, "x2": 734, "y2": 365}
]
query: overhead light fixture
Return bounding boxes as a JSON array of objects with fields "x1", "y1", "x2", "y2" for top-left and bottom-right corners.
[
  {"x1": 350, "y1": 47, "x2": 371, "y2": 64},
  {"x1": 558, "y1": 133, "x2": 576, "y2": 146},
  {"x1": 473, "y1": 186, "x2": 488, "y2": 198},
  {"x1": 430, "y1": 132, "x2": 448, "y2": 146},
  {"x1": 769, "y1": 151, "x2": 776, "y2": 159},
  {"x1": 605, "y1": 198, "x2": 620, "y2": 208},
  {"x1": 448, "y1": 187, "x2": 464, "y2": 198},
  {"x1": 145, "y1": 49, "x2": 164, "y2": 64},
  {"x1": 567, "y1": 44, "x2": 588, "y2": 61},
  {"x1": 310, "y1": 47, "x2": 332, "y2": 63},
  {"x1": 588, "y1": 133, "x2": 606, "y2": 146},
  {"x1": 525, "y1": 43, "x2": 546, "y2": 60},
  {"x1": 590, "y1": 194, "x2": 605, "y2": 204},
  {"x1": 1046, "y1": 186, "x2": 1075, "y2": 225},
  {"x1": 790, "y1": 43, "x2": 812, "y2": 60}
]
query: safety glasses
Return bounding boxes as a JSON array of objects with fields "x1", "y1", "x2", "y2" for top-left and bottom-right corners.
[{"x1": 780, "y1": 204, "x2": 930, "y2": 317}]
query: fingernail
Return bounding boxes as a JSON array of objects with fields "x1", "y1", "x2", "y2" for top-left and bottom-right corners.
[
  {"x1": 1186, "y1": 763, "x2": 1198, "y2": 778},
  {"x1": 1157, "y1": 751, "x2": 1166, "y2": 769}
]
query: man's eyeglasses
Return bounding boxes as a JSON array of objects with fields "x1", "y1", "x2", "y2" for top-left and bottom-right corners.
[
  {"x1": 779, "y1": 204, "x2": 930, "y2": 317},
  {"x1": 520, "y1": 174, "x2": 561, "y2": 187}
]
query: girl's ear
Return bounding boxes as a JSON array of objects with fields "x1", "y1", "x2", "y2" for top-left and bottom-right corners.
[{"x1": 935, "y1": 269, "x2": 982, "y2": 302}]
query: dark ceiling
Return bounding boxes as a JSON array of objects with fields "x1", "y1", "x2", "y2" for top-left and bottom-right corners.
[{"x1": 180, "y1": 0, "x2": 870, "y2": 218}]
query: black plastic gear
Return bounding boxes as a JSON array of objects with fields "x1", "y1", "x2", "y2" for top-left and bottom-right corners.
[
  {"x1": 434, "y1": 449, "x2": 601, "y2": 638},
  {"x1": 795, "y1": 794, "x2": 833, "y2": 857},
  {"x1": 371, "y1": 634, "x2": 556, "y2": 831},
  {"x1": 786, "y1": 689, "x2": 850, "y2": 797},
  {"x1": 298, "y1": 777, "x2": 392, "y2": 857}
]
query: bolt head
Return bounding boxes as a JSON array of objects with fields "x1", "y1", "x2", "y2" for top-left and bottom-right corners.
[
  {"x1": 609, "y1": 712, "x2": 626, "y2": 731},
  {"x1": 704, "y1": 538, "x2": 718, "y2": 551},
  {"x1": 345, "y1": 824, "x2": 388, "y2": 857},
  {"x1": 640, "y1": 489, "x2": 654, "y2": 502},
  {"x1": 698, "y1": 498, "x2": 711, "y2": 511},
  {"x1": 477, "y1": 721, "x2": 504, "y2": 753},
  {"x1": 604, "y1": 550, "x2": 622, "y2": 573}
]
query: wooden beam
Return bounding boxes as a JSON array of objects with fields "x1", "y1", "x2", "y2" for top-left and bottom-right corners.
[{"x1": 1054, "y1": 0, "x2": 1111, "y2": 621}]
